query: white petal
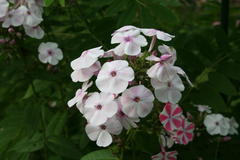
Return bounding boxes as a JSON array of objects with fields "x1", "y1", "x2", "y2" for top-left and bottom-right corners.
[
  {"x1": 85, "y1": 124, "x2": 101, "y2": 141},
  {"x1": 124, "y1": 42, "x2": 141, "y2": 56},
  {"x1": 134, "y1": 35, "x2": 148, "y2": 46},
  {"x1": 156, "y1": 31, "x2": 175, "y2": 41},
  {"x1": 168, "y1": 89, "x2": 182, "y2": 104},
  {"x1": 96, "y1": 130, "x2": 112, "y2": 147},
  {"x1": 146, "y1": 55, "x2": 161, "y2": 62},
  {"x1": 137, "y1": 102, "x2": 153, "y2": 118},
  {"x1": 106, "y1": 117, "x2": 123, "y2": 135},
  {"x1": 113, "y1": 43, "x2": 125, "y2": 56},
  {"x1": 141, "y1": 28, "x2": 157, "y2": 36},
  {"x1": 89, "y1": 111, "x2": 108, "y2": 126}
]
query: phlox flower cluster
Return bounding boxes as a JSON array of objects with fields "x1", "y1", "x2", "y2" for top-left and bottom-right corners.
[
  {"x1": 0, "y1": 0, "x2": 45, "y2": 39},
  {"x1": 67, "y1": 25, "x2": 194, "y2": 151}
]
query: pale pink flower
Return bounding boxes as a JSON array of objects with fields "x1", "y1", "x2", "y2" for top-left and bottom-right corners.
[
  {"x1": 67, "y1": 81, "x2": 92, "y2": 113},
  {"x1": 23, "y1": 7, "x2": 43, "y2": 27},
  {"x1": 85, "y1": 117, "x2": 123, "y2": 147},
  {"x1": 2, "y1": 6, "x2": 27, "y2": 28},
  {"x1": 146, "y1": 54, "x2": 179, "y2": 82},
  {"x1": 194, "y1": 104, "x2": 212, "y2": 113},
  {"x1": 84, "y1": 92, "x2": 118, "y2": 126},
  {"x1": 204, "y1": 114, "x2": 230, "y2": 136},
  {"x1": 111, "y1": 30, "x2": 147, "y2": 56},
  {"x1": 159, "y1": 103, "x2": 183, "y2": 131},
  {"x1": 23, "y1": 25, "x2": 44, "y2": 39},
  {"x1": 38, "y1": 42, "x2": 63, "y2": 65},
  {"x1": 158, "y1": 44, "x2": 177, "y2": 65},
  {"x1": 141, "y1": 28, "x2": 175, "y2": 41},
  {"x1": 151, "y1": 150, "x2": 178, "y2": 160},
  {"x1": 71, "y1": 46, "x2": 104, "y2": 70},
  {"x1": 120, "y1": 85, "x2": 154, "y2": 118},
  {"x1": 151, "y1": 75, "x2": 184, "y2": 104},
  {"x1": 116, "y1": 99, "x2": 139, "y2": 130},
  {"x1": 71, "y1": 61, "x2": 101, "y2": 82},
  {"x1": 0, "y1": 0, "x2": 9, "y2": 18},
  {"x1": 175, "y1": 119, "x2": 195, "y2": 145},
  {"x1": 96, "y1": 60, "x2": 134, "y2": 94}
]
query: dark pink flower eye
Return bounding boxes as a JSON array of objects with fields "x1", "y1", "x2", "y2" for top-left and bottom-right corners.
[
  {"x1": 124, "y1": 36, "x2": 132, "y2": 42},
  {"x1": 47, "y1": 50, "x2": 53, "y2": 55},
  {"x1": 100, "y1": 125, "x2": 106, "y2": 130},
  {"x1": 133, "y1": 97, "x2": 140, "y2": 102},
  {"x1": 110, "y1": 71, "x2": 117, "y2": 77},
  {"x1": 95, "y1": 104, "x2": 102, "y2": 110}
]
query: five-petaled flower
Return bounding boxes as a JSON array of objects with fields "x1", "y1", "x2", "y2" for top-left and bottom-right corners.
[
  {"x1": 159, "y1": 103, "x2": 183, "y2": 131},
  {"x1": 38, "y1": 42, "x2": 63, "y2": 65}
]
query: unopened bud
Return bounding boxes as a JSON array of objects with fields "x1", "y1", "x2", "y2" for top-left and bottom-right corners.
[
  {"x1": 16, "y1": 32, "x2": 22, "y2": 38},
  {"x1": 8, "y1": 27, "x2": 15, "y2": 33}
]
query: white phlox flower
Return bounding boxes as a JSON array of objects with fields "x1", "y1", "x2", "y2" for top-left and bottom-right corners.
[
  {"x1": 151, "y1": 75, "x2": 185, "y2": 104},
  {"x1": 120, "y1": 85, "x2": 154, "y2": 118},
  {"x1": 116, "y1": 99, "x2": 139, "y2": 130},
  {"x1": 111, "y1": 30, "x2": 147, "y2": 56},
  {"x1": 23, "y1": 25, "x2": 44, "y2": 39},
  {"x1": 38, "y1": 42, "x2": 63, "y2": 65},
  {"x1": 84, "y1": 92, "x2": 118, "y2": 126},
  {"x1": 96, "y1": 60, "x2": 134, "y2": 94},
  {"x1": 71, "y1": 61, "x2": 101, "y2": 82},
  {"x1": 85, "y1": 116, "x2": 123, "y2": 147},
  {"x1": 204, "y1": 114, "x2": 230, "y2": 136},
  {"x1": 67, "y1": 81, "x2": 93, "y2": 113},
  {"x1": 71, "y1": 46, "x2": 104, "y2": 70}
]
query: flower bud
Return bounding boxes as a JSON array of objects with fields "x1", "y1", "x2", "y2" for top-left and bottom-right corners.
[{"x1": 8, "y1": 28, "x2": 15, "y2": 33}]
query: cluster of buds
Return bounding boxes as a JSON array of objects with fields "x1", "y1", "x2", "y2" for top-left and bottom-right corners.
[{"x1": 0, "y1": 0, "x2": 44, "y2": 39}]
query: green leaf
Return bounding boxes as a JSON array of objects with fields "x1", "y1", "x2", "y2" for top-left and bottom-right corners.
[
  {"x1": 11, "y1": 133, "x2": 44, "y2": 153},
  {"x1": 22, "y1": 85, "x2": 33, "y2": 99},
  {"x1": 117, "y1": 3, "x2": 137, "y2": 27},
  {"x1": 59, "y1": 0, "x2": 65, "y2": 7},
  {"x1": 81, "y1": 149, "x2": 118, "y2": 160},
  {"x1": 190, "y1": 83, "x2": 228, "y2": 112},
  {"x1": 140, "y1": 0, "x2": 179, "y2": 25},
  {"x1": 47, "y1": 136, "x2": 81, "y2": 159},
  {"x1": 44, "y1": 0, "x2": 55, "y2": 7},
  {"x1": 105, "y1": 0, "x2": 129, "y2": 15},
  {"x1": 209, "y1": 72, "x2": 237, "y2": 96},
  {"x1": 46, "y1": 111, "x2": 68, "y2": 137},
  {"x1": 195, "y1": 68, "x2": 214, "y2": 85},
  {"x1": 219, "y1": 62, "x2": 240, "y2": 80}
]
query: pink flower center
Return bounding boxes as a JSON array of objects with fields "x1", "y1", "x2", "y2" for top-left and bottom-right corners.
[
  {"x1": 124, "y1": 36, "x2": 132, "y2": 42},
  {"x1": 32, "y1": 26, "x2": 39, "y2": 29},
  {"x1": 110, "y1": 71, "x2": 117, "y2": 77},
  {"x1": 100, "y1": 125, "x2": 106, "y2": 130},
  {"x1": 47, "y1": 50, "x2": 53, "y2": 56},
  {"x1": 167, "y1": 82, "x2": 172, "y2": 88},
  {"x1": 118, "y1": 111, "x2": 125, "y2": 117},
  {"x1": 133, "y1": 97, "x2": 140, "y2": 102},
  {"x1": 95, "y1": 104, "x2": 102, "y2": 110}
]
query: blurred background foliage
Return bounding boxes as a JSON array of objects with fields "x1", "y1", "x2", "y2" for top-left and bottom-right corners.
[{"x1": 0, "y1": 0, "x2": 240, "y2": 159}]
